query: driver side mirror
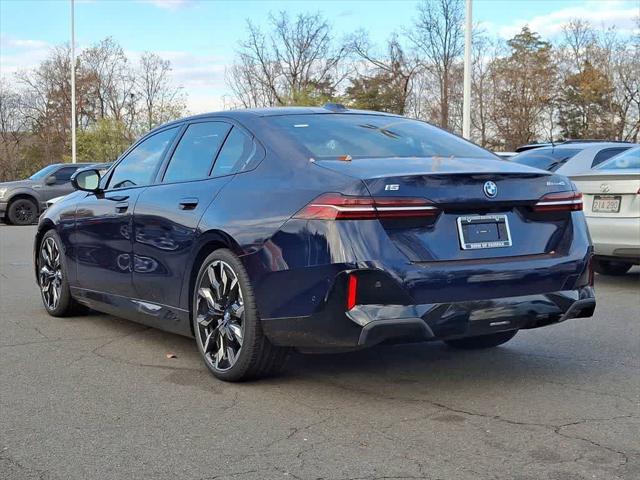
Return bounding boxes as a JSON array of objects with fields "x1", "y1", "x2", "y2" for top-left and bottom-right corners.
[
  {"x1": 71, "y1": 168, "x2": 102, "y2": 193},
  {"x1": 45, "y1": 175, "x2": 56, "y2": 186}
]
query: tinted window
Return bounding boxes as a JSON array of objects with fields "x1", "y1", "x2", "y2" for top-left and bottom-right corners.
[
  {"x1": 54, "y1": 167, "x2": 79, "y2": 183},
  {"x1": 596, "y1": 147, "x2": 640, "y2": 170},
  {"x1": 591, "y1": 147, "x2": 630, "y2": 167},
  {"x1": 269, "y1": 114, "x2": 494, "y2": 160},
  {"x1": 108, "y1": 128, "x2": 178, "y2": 189},
  {"x1": 212, "y1": 127, "x2": 259, "y2": 177},
  {"x1": 511, "y1": 147, "x2": 582, "y2": 171},
  {"x1": 163, "y1": 122, "x2": 231, "y2": 183}
]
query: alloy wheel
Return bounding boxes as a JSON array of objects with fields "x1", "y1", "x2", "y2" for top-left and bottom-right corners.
[
  {"x1": 15, "y1": 201, "x2": 35, "y2": 224},
  {"x1": 40, "y1": 237, "x2": 62, "y2": 310},
  {"x1": 195, "y1": 260, "x2": 245, "y2": 372}
]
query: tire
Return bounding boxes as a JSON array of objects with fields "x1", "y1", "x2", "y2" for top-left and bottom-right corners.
[
  {"x1": 593, "y1": 258, "x2": 632, "y2": 276},
  {"x1": 192, "y1": 248, "x2": 288, "y2": 382},
  {"x1": 38, "y1": 230, "x2": 83, "y2": 317},
  {"x1": 444, "y1": 330, "x2": 518, "y2": 350},
  {"x1": 8, "y1": 197, "x2": 38, "y2": 225}
]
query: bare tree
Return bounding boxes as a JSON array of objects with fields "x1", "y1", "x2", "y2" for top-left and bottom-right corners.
[
  {"x1": 346, "y1": 31, "x2": 421, "y2": 114},
  {"x1": 227, "y1": 11, "x2": 348, "y2": 107},
  {"x1": 80, "y1": 38, "x2": 135, "y2": 123},
  {"x1": 137, "y1": 52, "x2": 186, "y2": 131},
  {"x1": 406, "y1": 0, "x2": 464, "y2": 130}
]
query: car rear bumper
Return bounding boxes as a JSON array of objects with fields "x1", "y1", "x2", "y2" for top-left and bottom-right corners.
[
  {"x1": 261, "y1": 286, "x2": 596, "y2": 349},
  {"x1": 586, "y1": 216, "x2": 640, "y2": 259}
]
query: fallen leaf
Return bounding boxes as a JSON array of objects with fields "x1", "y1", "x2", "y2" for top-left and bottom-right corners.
[{"x1": 166, "y1": 353, "x2": 177, "y2": 359}]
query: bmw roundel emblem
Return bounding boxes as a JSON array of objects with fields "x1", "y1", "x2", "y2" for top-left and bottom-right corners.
[{"x1": 483, "y1": 181, "x2": 497, "y2": 198}]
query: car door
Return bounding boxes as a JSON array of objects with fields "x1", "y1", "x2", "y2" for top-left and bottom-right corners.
[
  {"x1": 74, "y1": 127, "x2": 179, "y2": 297},
  {"x1": 40, "y1": 166, "x2": 81, "y2": 202},
  {"x1": 131, "y1": 120, "x2": 238, "y2": 310}
]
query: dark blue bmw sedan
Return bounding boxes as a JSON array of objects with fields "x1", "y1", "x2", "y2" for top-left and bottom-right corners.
[{"x1": 35, "y1": 105, "x2": 595, "y2": 381}]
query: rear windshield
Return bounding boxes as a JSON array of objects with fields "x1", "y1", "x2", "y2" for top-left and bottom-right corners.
[
  {"x1": 268, "y1": 114, "x2": 495, "y2": 160},
  {"x1": 596, "y1": 147, "x2": 640, "y2": 170},
  {"x1": 511, "y1": 147, "x2": 582, "y2": 171}
]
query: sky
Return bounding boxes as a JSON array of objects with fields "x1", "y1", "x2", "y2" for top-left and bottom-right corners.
[{"x1": 1, "y1": 0, "x2": 639, "y2": 113}]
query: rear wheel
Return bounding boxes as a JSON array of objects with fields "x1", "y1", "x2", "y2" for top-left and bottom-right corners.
[
  {"x1": 192, "y1": 249, "x2": 288, "y2": 382},
  {"x1": 8, "y1": 198, "x2": 38, "y2": 225},
  {"x1": 593, "y1": 258, "x2": 632, "y2": 276},
  {"x1": 444, "y1": 330, "x2": 518, "y2": 350}
]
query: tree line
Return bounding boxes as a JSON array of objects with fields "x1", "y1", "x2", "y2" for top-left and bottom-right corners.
[
  {"x1": 0, "y1": 38, "x2": 186, "y2": 181},
  {"x1": 1, "y1": 0, "x2": 638, "y2": 182},
  {"x1": 228, "y1": 1, "x2": 639, "y2": 148}
]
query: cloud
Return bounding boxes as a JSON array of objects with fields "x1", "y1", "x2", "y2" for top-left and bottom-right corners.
[
  {"x1": 0, "y1": 35, "x2": 52, "y2": 77},
  {"x1": 495, "y1": 0, "x2": 639, "y2": 39},
  {"x1": 141, "y1": 0, "x2": 195, "y2": 10}
]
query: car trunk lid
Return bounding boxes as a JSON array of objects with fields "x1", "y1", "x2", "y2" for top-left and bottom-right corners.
[{"x1": 314, "y1": 157, "x2": 579, "y2": 262}]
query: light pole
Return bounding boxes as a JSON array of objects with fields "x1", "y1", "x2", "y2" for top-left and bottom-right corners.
[
  {"x1": 462, "y1": 0, "x2": 472, "y2": 140},
  {"x1": 70, "y1": 0, "x2": 76, "y2": 163}
]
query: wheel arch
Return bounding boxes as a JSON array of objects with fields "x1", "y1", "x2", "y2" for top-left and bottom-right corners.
[
  {"x1": 8, "y1": 192, "x2": 41, "y2": 214},
  {"x1": 182, "y1": 229, "x2": 244, "y2": 336}
]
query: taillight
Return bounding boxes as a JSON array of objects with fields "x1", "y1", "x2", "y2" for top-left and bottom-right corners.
[
  {"x1": 346, "y1": 273, "x2": 358, "y2": 310},
  {"x1": 533, "y1": 192, "x2": 583, "y2": 212},
  {"x1": 293, "y1": 193, "x2": 439, "y2": 220}
]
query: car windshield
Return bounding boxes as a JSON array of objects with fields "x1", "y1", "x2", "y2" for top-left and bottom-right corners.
[
  {"x1": 29, "y1": 164, "x2": 59, "y2": 180},
  {"x1": 268, "y1": 114, "x2": 495, "y2": 160},
  {"x1": 596, "y1": 147, "x2": 640, "y2": 170},
  {"x1": 511, "y1": 147, "x2": 582, "y2": 171}
]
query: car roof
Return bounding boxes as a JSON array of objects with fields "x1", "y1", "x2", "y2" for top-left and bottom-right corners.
[{"x1": 149, "y1": 106, "x2": 401, "y2": 133}]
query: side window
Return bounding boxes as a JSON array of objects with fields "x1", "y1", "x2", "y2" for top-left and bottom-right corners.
[
  {"x1": 54, "y1": 167, "x2": 79, "y2": 184},
  {"x1": 592, "y1": 148, "x2": 628, "y2": 167},
  {"x1": 108, "y1": 127, "x2": 178, "y2": 189},
  {"x1": 211, "y1": 127, "x2": 260, "y2": 177},
  {"x1": 163, "y1": 122, "x2": 231, "y2": 183}
]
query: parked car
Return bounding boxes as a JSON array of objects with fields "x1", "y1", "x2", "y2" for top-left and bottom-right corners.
[
  {"x1": 44, "y1": 163, "x2": 113, "y2": 209},
  {"x1": 510, "y1": 142, "x2": 634, "y2": 174},
  {"x1": 571, "y1": 146, "x2": 640, "y2": 275},
  {"x1": 0, "y1": 163, "x2": 94, "y2": 225},
  {"x1": 35, "y1": 106, "x2": 595, "y2": 382}
]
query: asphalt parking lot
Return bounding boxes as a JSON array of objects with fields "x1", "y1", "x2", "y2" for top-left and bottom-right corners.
[{"x1": 1, "y1": 224, "x2": 639, "y2": 480}]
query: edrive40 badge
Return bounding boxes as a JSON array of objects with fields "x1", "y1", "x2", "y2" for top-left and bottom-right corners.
[{"x1": 483, "y1": 181, "x2": 498, "y2": 198}]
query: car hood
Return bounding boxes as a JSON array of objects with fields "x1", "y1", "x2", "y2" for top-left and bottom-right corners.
[{"x1": 0, "y1": 179, "x2": 39, "y2": 189}]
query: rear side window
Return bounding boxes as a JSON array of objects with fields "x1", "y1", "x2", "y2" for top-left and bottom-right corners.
[
  {"x1": 163, "y1": 122, "x2": 231, "y2": 183},
  {"x1": 591, "y1": 147, "x2": 630, "y2": 167},
  {"x1": 211, "y1": 127, "x2": 260, "y2": 177},
  {"x1": 268, "y1": 114, "x2": 494, "y2": 160},
  {"x1": 54, "y1": 167, "x2": 79, "y2": 183},
  {"x1": 108, "y1": 127, "x2": 178, "y2": 189},
  {"x1": 511, "y1": 147, "x2": 582, "y2": 171}
]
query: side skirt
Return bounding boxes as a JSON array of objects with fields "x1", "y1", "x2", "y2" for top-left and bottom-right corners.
[{"x1": 70, "y1": 287, "x2": 193, "y2": 337}]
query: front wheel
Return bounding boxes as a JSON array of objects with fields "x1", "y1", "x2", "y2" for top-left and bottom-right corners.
[
  {"x1": 444, "y1": 330, "x2": 518, "y2": 350},
  {"x1": 8, "y1": 198, "x2": 38, "y2": 225},
  {"x1": 593, "y1": 258, "x2": 632, "y2": 276},
  {"x1": 192, "y1": 249, "x2": 288, "y2": 382},
  {"x1": 38, "y1": 230, "x2": 81, "y2": 316}
]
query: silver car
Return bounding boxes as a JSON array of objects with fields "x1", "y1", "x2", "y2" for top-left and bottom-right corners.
[{"x1": 572, "y1": 146, "x2": 640, "y2": 275}]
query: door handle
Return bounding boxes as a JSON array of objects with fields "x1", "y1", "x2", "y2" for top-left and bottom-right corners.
[
  {"x1": 179, "y1": 198, "x2": 199, "y2": 210},
  {"x1": 115, "y1": 202, "x2": 129, "y2": 213}
]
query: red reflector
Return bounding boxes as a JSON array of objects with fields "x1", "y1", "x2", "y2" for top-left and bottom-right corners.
[
  {"x1": 533, "y1": 192, "x2": 583, "y2": 212},
  {"x1": 346, "y1": 274, "x2": 358, "y2": 310},
  {"x1": 294, "y1": 193, "x2": 439, "y2": 220}
]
